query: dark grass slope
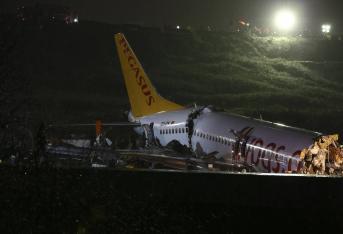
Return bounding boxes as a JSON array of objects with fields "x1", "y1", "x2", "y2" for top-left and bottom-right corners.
[
  {"x1": 1, "y1": 166, "x2": 343, "y2": 233},
  {"x1": 14, "y1": 21, "x2": 343, "y2": 136}
]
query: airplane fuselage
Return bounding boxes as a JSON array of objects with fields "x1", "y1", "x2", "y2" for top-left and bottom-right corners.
[
  {"x1": 134, "y1": 107, "x2": 319, "y2": 173},
  {"x1": 115, "y1": 33, "x2": 320, "y2": 174}
]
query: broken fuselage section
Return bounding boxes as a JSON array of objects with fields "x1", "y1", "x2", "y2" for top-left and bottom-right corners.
[{"x1": 131, "y1": 106, "x2": 343, "y2": 174}]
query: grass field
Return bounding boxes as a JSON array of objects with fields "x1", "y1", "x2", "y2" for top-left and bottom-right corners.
[
  {"x1": 15, "y1": 21, "x2": 343, "y2": 136},
  {"x1": 1, "y1": 166, "x2": 343, "y2": 233}
]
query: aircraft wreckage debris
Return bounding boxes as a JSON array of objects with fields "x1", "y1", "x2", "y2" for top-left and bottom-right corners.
[{"x1": 300, "y1": 134, "x2": 343, "y2": 175}]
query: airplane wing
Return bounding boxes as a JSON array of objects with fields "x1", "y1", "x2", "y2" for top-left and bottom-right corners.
[
  {"x1": 117, "y1": 149, "x2": 257, "y2": 172},
  {"x1": 46, "y1": 141, "x2": 257, "y2": 172},
  {"x1": 47, "y1": 121, "x2": 142, "y2": 142}
]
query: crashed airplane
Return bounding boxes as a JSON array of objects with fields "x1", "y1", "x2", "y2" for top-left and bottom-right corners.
[{"x1": 113, "y1": 33, "x2": 343, "y2": 175}]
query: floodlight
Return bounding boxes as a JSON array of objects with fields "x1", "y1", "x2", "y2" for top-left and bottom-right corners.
[
  {"x1": 274, "y1": 9, "x2": 296, "y2": 31},
  {"x1": 176, "y1": 25, "x2": 180, "y2": 30},
  {"x1": 322, "y1": 24, "x2": 331, "y2": 33}
]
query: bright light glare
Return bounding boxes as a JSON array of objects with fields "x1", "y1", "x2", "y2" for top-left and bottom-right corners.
[
  {"x1": 274, "y1": 9, "x2": 296, "y2": 31},
  {"x1": 322, "y1": 24, "x2": 331, "y2": 33}
]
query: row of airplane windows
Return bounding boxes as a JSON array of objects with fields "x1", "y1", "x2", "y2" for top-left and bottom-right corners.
[
  {"x1": 159, "y1": 127, "x2": 232, "y2": 146},
  {"x1": 160, "y1": 127, "x2": 189, "y2": 135},
  {"x1": 193, "y1": 130, "x2": 231, "y2": 145}
]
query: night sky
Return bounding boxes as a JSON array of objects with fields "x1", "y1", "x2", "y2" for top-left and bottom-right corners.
[{"x1": 2, "y1": 0, "x2": 343, "y2": 31}]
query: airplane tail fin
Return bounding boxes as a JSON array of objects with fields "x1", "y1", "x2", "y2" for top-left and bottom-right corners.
[{"x1": 114, "y1": 33, "x2": 183, "y2": 117}]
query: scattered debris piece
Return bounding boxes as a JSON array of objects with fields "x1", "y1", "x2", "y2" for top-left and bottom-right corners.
[{"x1": 300, "y1": 134, "x2": 343, "y2": 175}]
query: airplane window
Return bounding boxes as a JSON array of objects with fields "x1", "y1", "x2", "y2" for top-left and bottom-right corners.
[
  {"x1": 179, "y1": 128, "x2": 182, "y2": 134},
  {"x1": 160, "y1": 130, "x2": 162, "y2": 134},
  {"x1": 182, "y1": 128, "x2": 185, "y2": 133},
  {"x1": 168, "y1": 129, "x2": 171, "y2": 134},
  {"x1": 172, "y1": 129, "x2": 175, "y2": 134}
]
